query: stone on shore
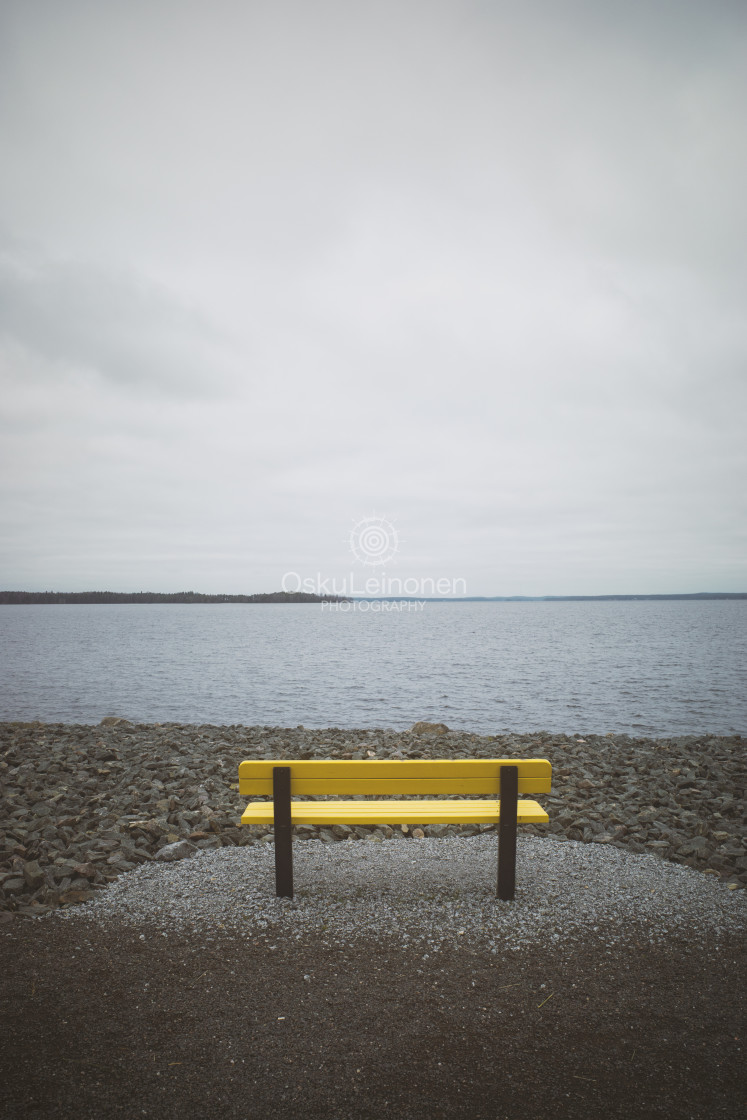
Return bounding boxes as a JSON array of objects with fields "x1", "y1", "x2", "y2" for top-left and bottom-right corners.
[{"x1": 155, "y1": 840, "x2": 196, "y2": 862}]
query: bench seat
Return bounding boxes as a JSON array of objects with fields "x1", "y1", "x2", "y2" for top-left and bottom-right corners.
[{"x1": 241, "y1": 798, "x2": 549, "y2": 827}]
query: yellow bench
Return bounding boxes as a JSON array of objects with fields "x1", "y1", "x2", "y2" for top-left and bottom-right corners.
[{"x1": 239, "y1": 758, "x2": 551, "y2": 901}]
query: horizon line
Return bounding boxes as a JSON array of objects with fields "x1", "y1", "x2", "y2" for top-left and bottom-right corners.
[{"x1": 1, "y1": 590, "x2": 746, "y2": 603}]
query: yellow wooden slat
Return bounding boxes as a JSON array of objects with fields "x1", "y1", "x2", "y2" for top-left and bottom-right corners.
[
  {"x1": 240, "y1": 798, "x2": 549, "y2": 826},
  {"x1": 238, "y1": 758, "x2": 552, "y2": 796},
  {"x1": 238, "y1": 758, "x2": 551, "y2": 779}
]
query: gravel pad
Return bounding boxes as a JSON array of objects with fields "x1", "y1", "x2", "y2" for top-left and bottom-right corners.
[{"x1": 62, "y1": 835, "x2": 746, "y2": 954}]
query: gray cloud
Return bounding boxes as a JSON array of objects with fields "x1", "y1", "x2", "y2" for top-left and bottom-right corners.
[{"x1": 0, "y1": 236, "x2": 236, "y2": 395}]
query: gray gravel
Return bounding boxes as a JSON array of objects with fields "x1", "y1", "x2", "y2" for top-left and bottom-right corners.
[{"x1": 61, "y1": 834, "x2": 747, "y2": 955}]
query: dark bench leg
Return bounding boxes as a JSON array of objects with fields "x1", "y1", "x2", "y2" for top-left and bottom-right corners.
[
  {"x1": 497, "y1": 765, "x2": 518, "y2": 901},
  {"x1": 273, "y1": 767, "x2": 293, "y2": 898}
]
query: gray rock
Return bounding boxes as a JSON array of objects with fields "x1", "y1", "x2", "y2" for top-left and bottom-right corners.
[
  {"x1": 23, "y1": 860, "x2": 45, "y2": 890},
  {"x1": 426, "y1": 824, "x2": 450, "y2": 838},
  {"x1": 678, "y1": 837, "x2": 710, "y2": 856},
  {"x1": 331, "y1": 825, "x2": 354, "y2": 839},
  {"x1": 154, "y1": 840, "x2": 196, "y2": 862},
  {"x1": 73, "y1": 863, "x2": 98, "y2": 880}
]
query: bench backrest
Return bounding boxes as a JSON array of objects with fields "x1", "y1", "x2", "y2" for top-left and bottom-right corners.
[{"x1": 238, "y1": 758, "x2": 552, "y2": 797}]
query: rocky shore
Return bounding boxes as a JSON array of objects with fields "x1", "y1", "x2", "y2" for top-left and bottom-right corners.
[{"x1": 1, "y1": 720, "x2": 744, "y2": 917}]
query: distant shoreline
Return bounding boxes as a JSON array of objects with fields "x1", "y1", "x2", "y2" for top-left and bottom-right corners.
[
  {"x1": 0, "y1": 591, "x2": 745, "y2": 604},
  {"x1": 0, "y1": 591, "x2": 348, "y2": 605},
  {"x1": 352, "y1": 592, "x2": 747, "y2": 602}
]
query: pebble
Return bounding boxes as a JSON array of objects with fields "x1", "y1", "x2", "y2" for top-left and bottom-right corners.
[{"x1": 0, "y1": 721, "x2": 744, "y2": 919}]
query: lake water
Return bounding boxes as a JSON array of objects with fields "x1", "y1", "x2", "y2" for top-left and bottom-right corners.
[{"x1": 0, "y1": 601, "x2": 745, "y2": 735}]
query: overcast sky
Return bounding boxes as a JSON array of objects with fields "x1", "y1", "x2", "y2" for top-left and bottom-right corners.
[{"x1": 1, "y1": 0, "x2": 745, "y2": 596}]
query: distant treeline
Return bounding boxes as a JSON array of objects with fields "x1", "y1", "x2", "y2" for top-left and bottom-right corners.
[
  {"x1": 0, "y1": 591, "x2": 348, "y2": 604},
  {"x1": 1, "y1": 590, "x2": 743, "y2": 605}
]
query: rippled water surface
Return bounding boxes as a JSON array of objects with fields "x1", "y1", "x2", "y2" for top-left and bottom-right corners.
[{"x1": 1, "y1": 601, "x2": 745, "y2": 734}]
